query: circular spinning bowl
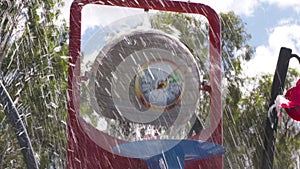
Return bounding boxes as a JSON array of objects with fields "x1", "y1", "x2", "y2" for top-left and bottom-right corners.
[
  {"x1": 89, "y1": 30, "x2": 201, "y2": 127},
  {"x1": 78, "y1": 28, "x2": 203, "y2": 155}
]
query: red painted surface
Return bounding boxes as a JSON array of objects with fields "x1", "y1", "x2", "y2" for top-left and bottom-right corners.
[
  {"x1": 282, "y1": 79, "x2": 300, "y2": 121},
  {"x1": 68, "y1": 0, "x2": 222, "y2": 168}
]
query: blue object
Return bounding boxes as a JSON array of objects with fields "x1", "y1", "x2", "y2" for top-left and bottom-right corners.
[{"x1": 113, "y1": 139, "x2": 226, "y2": 169}]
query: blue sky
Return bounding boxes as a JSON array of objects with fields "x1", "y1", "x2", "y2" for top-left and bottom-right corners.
[
  {"x1": 62, "y1": 0, "x2": 300, "y2": 77},
  {"x1": 192, "y1": 0, "x2": 300, "y2": 77},
  {"x1": 241, "y1": 3, "x2": 300, "y2": 46}
]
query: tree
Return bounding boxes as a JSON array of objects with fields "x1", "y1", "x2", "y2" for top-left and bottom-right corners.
[
  {"x1": 224, "y1": 69, "x2": 300, "y2": 169},
  {"x1": 220, "y1": 13, "x2": 300, "y2": 169},
  {"x1": 0, "y1": 0, "x2": 68, "y2": 168},
  {"x1": 1, "y1": 2, "x2": 298, "y2": 168},
  {"x1": 151, "y1": 11, "x2": 300, "y2": 169}
]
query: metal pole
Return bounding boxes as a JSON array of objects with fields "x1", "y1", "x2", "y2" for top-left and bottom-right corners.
[
  {"x1": 0, "y1": 81, "x2": 38, "y2": 169},
  {"x1": 261, "y1": 47, "x2": 292, "y2": 169}
]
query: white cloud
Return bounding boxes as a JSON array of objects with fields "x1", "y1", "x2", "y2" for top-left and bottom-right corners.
[
  {"x1": 259, "y1": 0, "x2": 300, "y2": 12},
  {"x1": 61, "y1": 1, "x2": 147, "y2": 34},
  {"x1": 61, "y1": 0, "x2": 300, "y2": 27},
  {"x1": 60, "y1": 0, "x2": 72, "y2": 22},
  {"x1": 245, "y1": 20, "x2": 300, "y2": 77},
  {"x1": 192, "y1": 0, "x2": 259, "y2": 16},
  {"x1": 81, "y1": 4, "x2": 145, "y2": 34},
  {"x1": 62, "y1": 0, "x2": 260, "y2": 29},
  {"x1": 61, "y1": 0, "x2": 300, "y2": 78}
]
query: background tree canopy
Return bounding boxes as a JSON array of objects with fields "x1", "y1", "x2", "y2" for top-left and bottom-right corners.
[
  {"x1": 0, "y1": 2, "x2": 299, "y2": 169},
  {"x1": 0, "y1": 0, "x2": 68, "y2": 168}
]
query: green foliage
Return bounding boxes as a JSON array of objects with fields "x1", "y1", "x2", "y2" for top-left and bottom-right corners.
[
  {"x1": 151, "y1": 12, "x2": 209, "y2": 73},
  {"x1": 151, "y1": 12, "x2": 212, "y2": 126},
  {"x1": 0, "y1": 0, "x2": 68, "y2": 168},
  {"x1": 220, "y1": 12, "x2": 254, "y2": 79},
  {"x1": 0, "y1": 2, "x2": 299, "y2": 168},
  {"x1": 0, "y1": 106, "x2": 25, "y2": 169},
  {"x1": 152, "y1": 11, "x2": 300, "y2": 169},
  {"x1": 273, "y1": 69, "x2": 300, "y2": 169},
  {"x1": 224, "y1": 70, "x2": 300, "y2": 169}
]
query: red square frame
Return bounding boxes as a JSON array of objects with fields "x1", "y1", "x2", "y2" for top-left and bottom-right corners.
[{"x1": 67, "y1": 0, "x2": 222, "y2": 168}]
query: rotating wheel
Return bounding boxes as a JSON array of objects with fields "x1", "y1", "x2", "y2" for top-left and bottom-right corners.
[{"x1": 88, "y1": 30, "x2": 201, "y2": 127}]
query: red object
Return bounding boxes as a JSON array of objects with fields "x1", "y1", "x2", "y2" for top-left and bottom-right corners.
[
  {"x1": 282, "y1": 79, "x2": 300, "y2": 121},
  {"x1": 68, "y1": 0, "x2": 223, "y2": 168}
]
